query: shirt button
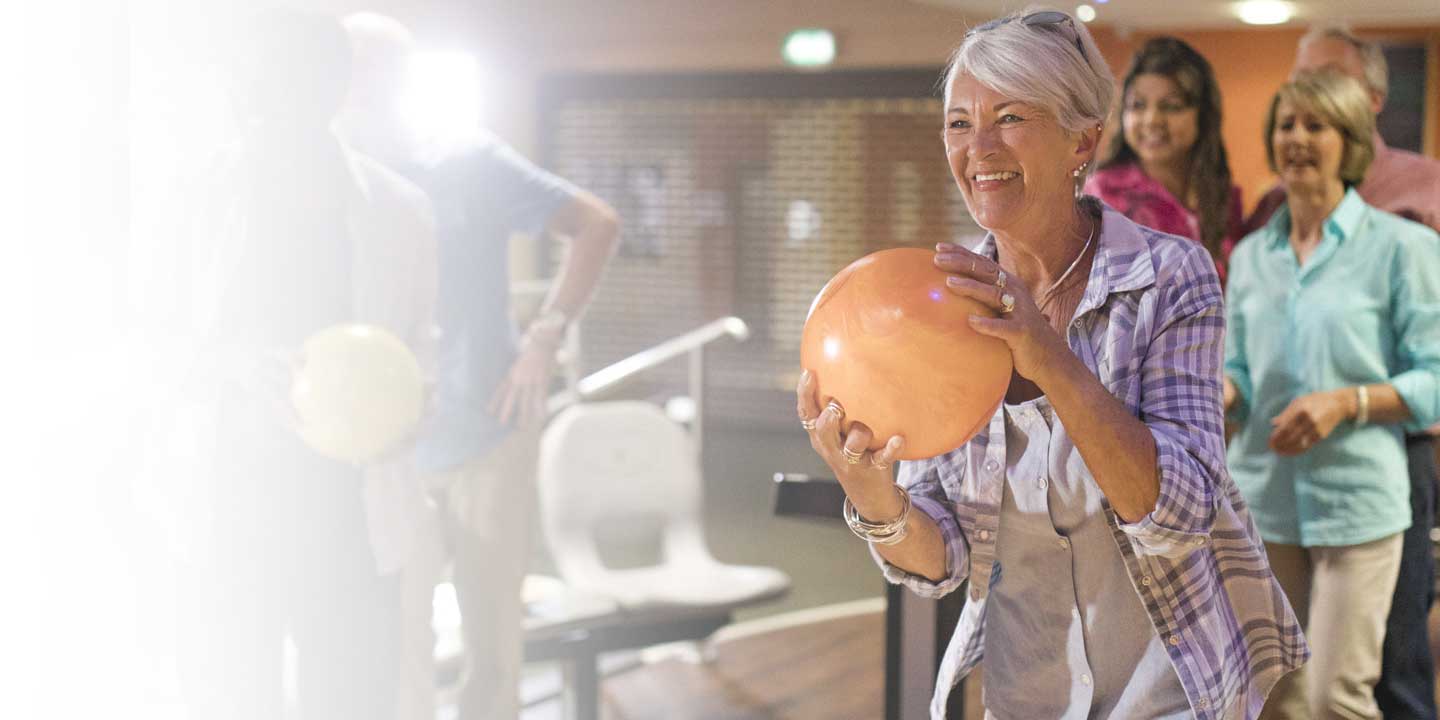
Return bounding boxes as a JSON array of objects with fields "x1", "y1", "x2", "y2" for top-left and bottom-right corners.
[
  {"x1": 1057, "y1": 538, "x2": 1070, "y2": 550},
  {"x1": 1142, "y1": 576, "x2": 1152, "y2": 587},
  {"x1": 1036, "y1": 477, "x2": 1048, "y2": 490},
  {"x1": 1168, "y1": 634, "x2": 1181, "y2": 646},
  {"x1": 984, "y1": 459, "x2": 999, "y2": 473},
  {"x1": 1080, "y1": 674, "x2": 1092, "y2": 686},
  {"x1": 978, "y1": 529, "x2": 991, "y2": 541}
]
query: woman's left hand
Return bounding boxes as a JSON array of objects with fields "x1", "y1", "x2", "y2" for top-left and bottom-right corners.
[
  {"x1": 933, "y1": 242, "x2": 1071, "y2": 385},
  {"x1": 1268, "y1": 389, "x2": 1352, "y2": 455}
]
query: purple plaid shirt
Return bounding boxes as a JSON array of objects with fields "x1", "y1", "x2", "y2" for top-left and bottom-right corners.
[{"x1": 873, "y1": 201, "x2": 1307, "y2": 719}]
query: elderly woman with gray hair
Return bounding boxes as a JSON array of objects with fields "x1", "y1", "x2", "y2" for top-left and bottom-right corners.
[
  {"x1": 1224, "y1": 70, "x2": 1440, "y2": 720},
  {"x1": 796, "y1": 8, "x2": 1305, "y2": 719}
]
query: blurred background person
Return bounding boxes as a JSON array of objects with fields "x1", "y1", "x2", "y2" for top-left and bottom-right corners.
[
  {"x1": 1224, "y1": 70, "x2": 1440, "y2": 720},
  {"x1": 1086, "y1": 36, "x2": 1242, "y2": 284},
  {"x1": 338, "y1": 12, "x2": 620, "y2": 720},
  {"x1": 1242, "y1": 26, "x2": 1440, "y2": 720},
  {"x1": 163, "y1": 9, "x2": 436, "y2": 720},
  {"x1": 1246, "y1": 25, "x2": 1440, "y2": 233}
]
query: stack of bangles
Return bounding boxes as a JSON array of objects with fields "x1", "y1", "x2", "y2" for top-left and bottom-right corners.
[{"x1": 844, "y1": 485, "x2": 912, "y2": 545}]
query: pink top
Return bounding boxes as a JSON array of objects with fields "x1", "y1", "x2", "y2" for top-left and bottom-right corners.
[
  {"x1": 1356, "y1": 134, "x2": 1440, "y2": 232},
  {"x1": 1085, "y1": 162, "x2": 1243, "y2": 285}
]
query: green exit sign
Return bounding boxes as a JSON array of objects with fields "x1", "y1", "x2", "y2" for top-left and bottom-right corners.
[{"x1": 783, "y1": 28, "x2": 836, "y2": 67}]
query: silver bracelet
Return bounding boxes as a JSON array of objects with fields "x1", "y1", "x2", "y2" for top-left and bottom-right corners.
[
  {"x1": 844, "y1": 485, "x2": 911, "y2": 545},
  {"x1": 1355, "y1": 385, "x2": 1370, "y2": 425}
]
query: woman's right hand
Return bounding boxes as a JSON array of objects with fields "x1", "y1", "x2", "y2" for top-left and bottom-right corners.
[
  {"x1": 797, "y1": 368, "x2": 906, "y2": 519},
  {"x1": 1223, "y1": 376, "x2": 1238, "y2": 413}
]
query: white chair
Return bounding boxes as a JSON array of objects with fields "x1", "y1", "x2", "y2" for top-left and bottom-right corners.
[
  {"x1": 537, "y1": 400, "x2": 790, "y2": 613},
  {"x1": 528, "y1": 400, "x2": 788, "y2": 719}
]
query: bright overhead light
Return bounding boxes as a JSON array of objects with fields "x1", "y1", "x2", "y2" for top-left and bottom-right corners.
[
  {"x1": 1076, "y1": 4, "x2": 1097, "y2": 22},
  {"x1": 402, "y1": 50, "x2": 483, "y2": 140},
  {"x1": 1235, "y1": 0, "x2": 1293, "y2": 25},
  {"x1": 783, "y1": 28, "x2": 836, "y2": 68}
]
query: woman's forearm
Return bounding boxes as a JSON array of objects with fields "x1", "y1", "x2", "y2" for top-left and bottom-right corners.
[
  {"x1": 871, "y1": 507, "x2": 949, "y2": 583},
  {"x1": 1039, "y1": 349, "x2": 1160, "y2": 523},
  {"x1": 1341, "y1": 383, "x2": 1412, "y2": 425}
]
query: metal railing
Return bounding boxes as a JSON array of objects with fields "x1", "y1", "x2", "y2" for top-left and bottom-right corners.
[{"x1": 547, "y1": 316, "x2": 751, "y2": 455}]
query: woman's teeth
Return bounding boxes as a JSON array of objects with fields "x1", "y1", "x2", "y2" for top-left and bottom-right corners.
[{"x1": 974, "y1": 171, "x2": 1019, "y2": 182}]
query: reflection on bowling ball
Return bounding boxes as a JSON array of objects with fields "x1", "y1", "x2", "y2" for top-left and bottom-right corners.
[
  {"x1": 800, "y1": 247, "x2": 1012, "y2": 460},
  {"x1": 292, "y1": 324, "x2": 424, "y2": 464}
]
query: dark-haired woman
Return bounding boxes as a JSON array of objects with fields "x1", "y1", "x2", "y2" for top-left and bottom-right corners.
[{"x1": 1085, "y1": 36, "x2": 1243, "y2": 283}]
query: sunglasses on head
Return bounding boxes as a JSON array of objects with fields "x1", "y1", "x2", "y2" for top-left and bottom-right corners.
[{"x1": 964, "y1": 10, "x2": 1088, "y2": 62}]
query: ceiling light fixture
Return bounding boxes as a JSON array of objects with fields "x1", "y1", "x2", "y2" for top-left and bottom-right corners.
[{"x1": 1236, "y1": 0, "x2": 1294, "y2": 25}]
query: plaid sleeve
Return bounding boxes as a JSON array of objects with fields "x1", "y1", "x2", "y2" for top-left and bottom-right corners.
[
  {"x1": 869, "y1": 456, "x2": 970, "y2": 598},
  {"x1": 1118, "y1": 244, "x2": 1227, "y2": 557}
]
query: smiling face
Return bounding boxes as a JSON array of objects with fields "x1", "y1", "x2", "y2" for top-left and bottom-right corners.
[
  {"x1": 1121, "y1": 73, "x2": 1199, "y2": 173},
  {"x1": 943, "y1": 73, "x2": 1089, "y2": 233},
  {"x1": 1270, "y1": 97, "x2": 1346, "y2": 192}
]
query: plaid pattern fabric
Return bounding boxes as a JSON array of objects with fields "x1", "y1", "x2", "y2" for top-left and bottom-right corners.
[{"x1": 872, "y1": 201, "x2": 1308, "y2": 719}]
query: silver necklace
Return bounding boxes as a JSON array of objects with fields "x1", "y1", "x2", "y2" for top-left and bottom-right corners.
[{"x1": 1037, "y1": 214, "x2": 1098, "y2": 308}]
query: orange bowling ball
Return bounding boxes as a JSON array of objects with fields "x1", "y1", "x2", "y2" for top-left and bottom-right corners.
[{"x1": 800, "y1": 247, "x2": 1013, "y2": 460}]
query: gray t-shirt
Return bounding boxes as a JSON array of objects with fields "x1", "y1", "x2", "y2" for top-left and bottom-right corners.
[{"x1": 983, "y1": 396, "x2": 1191, "y2": 719}]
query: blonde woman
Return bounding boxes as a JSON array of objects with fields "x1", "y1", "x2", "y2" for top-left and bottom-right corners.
[{"x1": 1225, "y1": 70, "x2": 1440, "y2": 719}]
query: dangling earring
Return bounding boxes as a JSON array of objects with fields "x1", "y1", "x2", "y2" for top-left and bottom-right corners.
[{"x1": 1073, "y1": 161, "x2": 1089, "y2": 201}]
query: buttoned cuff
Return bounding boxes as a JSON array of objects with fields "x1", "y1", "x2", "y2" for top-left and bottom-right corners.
[
  {"x1": 1115, "y1": 430, "x2": 1216, "y2": 558},
  {"x1": 870, "y1": 494, "x2": 969, "y2": 599},
  {"x1": 1391, "y1": 368, "x2": 1440, "y2": 432}
]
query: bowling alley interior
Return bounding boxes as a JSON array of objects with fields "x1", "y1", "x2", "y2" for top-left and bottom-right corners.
[{"x1": 30, "y1": 0, "x2": 1440, "y2": 718}]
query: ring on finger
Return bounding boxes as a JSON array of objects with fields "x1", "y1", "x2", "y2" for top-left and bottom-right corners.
[
  {"x1": 871, "y1": 457, "x2": 890, "y2": 470},
  {"x1": 995, "y1": 269, "x2": 1007, "y2": 289},
  {"x1": 826, "y1": 400, "x2": 845, "y2": 420},
  {"x1": 842, "y1": 445, "x2": 865, "y2": 465},
  {"x1": 800, "y1": 416, "x2": 817, "y2": 431},
  {"x1": 1000, "y1": 292, "x2": 1016, "y2": 314}
]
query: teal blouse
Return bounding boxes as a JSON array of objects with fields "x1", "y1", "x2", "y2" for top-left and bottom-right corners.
[{"x1": 1225, "y1": 189, "x2": 1440, "y2": 546}]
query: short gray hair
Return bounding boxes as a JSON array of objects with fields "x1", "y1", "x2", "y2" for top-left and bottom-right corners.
[
  {"x1": 943, "y1": 7, "x2": 1114, "y2": 135},
  {"x1": 1299, "y1": 24, "x2": 1388, "y2": 99}
]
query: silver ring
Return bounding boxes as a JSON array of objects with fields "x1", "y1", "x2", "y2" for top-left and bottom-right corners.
[
  {"x1": 1000, "y1": 292, "x2": 1016, "y2": 314},
  {"x1": 800, "y1": 417, "x2": 817, "y2": 431},
  {"x1": 842, "y1": 446, "x2": 864, "y2": 465},
  {"x1": 826, "y1": 400, "x2": 845, "y2": 420},
  {"x1": 995, "y1": 269, "x2": 1007, "y2": 289}
]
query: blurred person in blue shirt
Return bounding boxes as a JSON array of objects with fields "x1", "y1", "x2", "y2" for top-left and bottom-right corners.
[{"x1": 338, "y1": 12, "x2": 619, "y2": 720}]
